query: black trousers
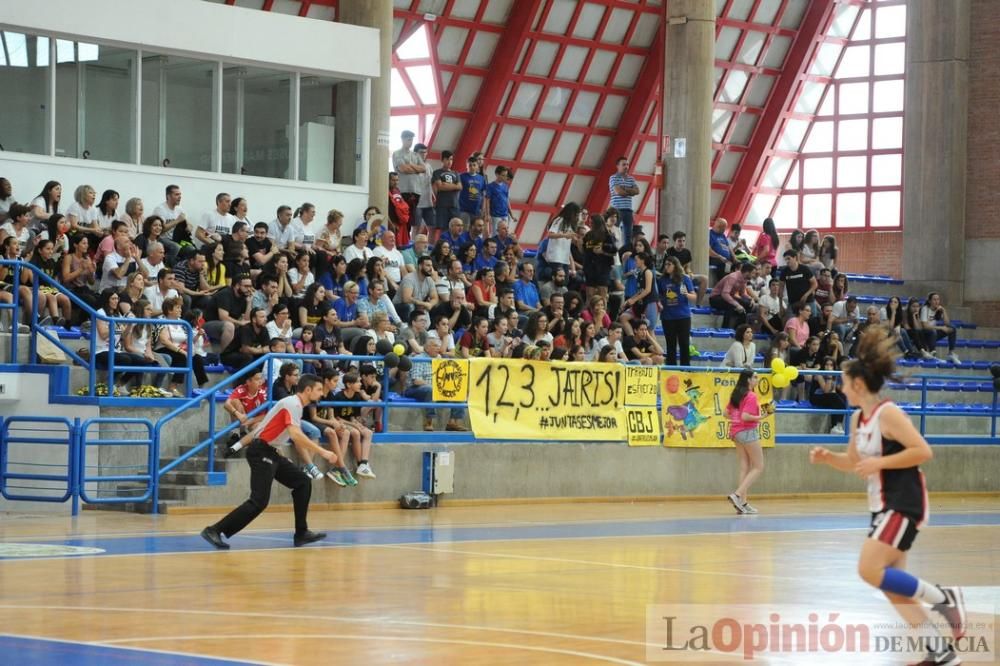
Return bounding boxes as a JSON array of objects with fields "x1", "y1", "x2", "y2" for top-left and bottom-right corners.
[
  {"x1": 709, "y1": 295, "x2": 751, "y2": 329},
  {"x1": 213, "y1": 439, "x2": 311, "y2": 538},
  {"x1": 810, "y1": 391, "x2": 848, "y2": 426},
  {"x1": 662, "y1": 316, "x2": 692, "y2": 366},
  {"x1": 158, "y1": 348, "x2": 209, "y2": 386}
]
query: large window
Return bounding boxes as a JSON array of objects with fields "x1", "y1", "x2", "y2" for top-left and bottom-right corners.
[
  {"x1": 0, "y1": 32, "x2": 50, "y2": 156},
  {"x1": 752, "y1": 1, "x2": 906, "y2": 230},
  {"x1": 223, "y1": 66, "x2": 292, "y2": 179},
  {"x1": 55, "y1": 43, "x2": 137, "y2": 164},
  {"x1": 0, "y1": 30, "x2": 367, "y2": 187}
]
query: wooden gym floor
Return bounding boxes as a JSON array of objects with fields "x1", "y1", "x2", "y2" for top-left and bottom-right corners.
[{"x1": 0, "y1": 496, "x2": 998, "y2": 665}]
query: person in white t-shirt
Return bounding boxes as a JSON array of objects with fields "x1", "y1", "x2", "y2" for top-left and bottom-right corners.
[
  {"x1": 373, "y1": 230, "x2": 404, "y2": 290},
  {"x1": 197, "y1": 192, "x2": 235, "y2": 247},
  {"x1": 143, "y1": 267, "x2": 179, "y2": 317},
  {"x1": 0, "y1": 203, "x2": 32, "y2": 248},
  {"x1": 30, "y1": 181, "x2": 62, "y2": 233},
  {"x1": 542, "y1": 203, "x2": 578, "y2": 278},
  {"x1": 139, "y1": 241, "x2": 167, "y2": 280},
  {"x1": 268, "y1": 205, "x2": 297, "y2": 252},
  {"x1": 292, "y1": 203, "x2": 320, "y2": 255},
  {"x1": 64, "y1": 184, "x2": 102, "y2": 236},
  {"x1": 0, "y1": 177, "x2": 14, "y2": 223},
  {"x1": 152, "y1": 184, "x2": 186, "y2": 246},
  {"x1": 597, "y1": 323, "x2": 629, "y2": 361},
  {"x1": 101, "y1": 234, "x2": 142, "y2": 292}
]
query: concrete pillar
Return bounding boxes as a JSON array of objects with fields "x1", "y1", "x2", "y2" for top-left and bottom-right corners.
[
  {"x1": 338, "y1": 0, "x2": 392, "y2": 208},
  {"x1": 902, "y1": 0, "x2": 970, "y2": 304},
  {"x1": 660, "y1": 0, "x2": 714, "y2": 275}
]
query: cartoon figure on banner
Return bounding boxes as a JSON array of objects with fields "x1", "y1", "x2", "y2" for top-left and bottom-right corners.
[{"x1": 663, "y1": 376, "x2": 709, "y2": 440}]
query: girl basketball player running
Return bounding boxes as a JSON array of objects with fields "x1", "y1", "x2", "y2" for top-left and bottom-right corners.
[{"x1": 810, "y1": 328, "x2": 966, "y2": 665}]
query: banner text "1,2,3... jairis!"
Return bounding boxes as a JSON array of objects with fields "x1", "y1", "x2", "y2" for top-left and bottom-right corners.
[{"x1": 468, "y1": 359, "x2": 627, "y2": 440}]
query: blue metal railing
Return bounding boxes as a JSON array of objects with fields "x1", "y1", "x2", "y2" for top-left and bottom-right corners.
[
  {"x1": 0, "y1": 415, "x2": 154, "y2": 514},
  {"x1": 0, "y1": 259, "x2": 194, "y2": 396},
  {"x1": 79, "y1": 417, "x2": 155, "y2": 505}
]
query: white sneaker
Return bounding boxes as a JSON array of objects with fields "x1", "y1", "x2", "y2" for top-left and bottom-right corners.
[
  {"x1": 355, "y1": 463, "x2": 376, "y2": 479},
  {"x1": 947, "y1": 352, "x2": 961, "y2": 364},
  {"x1": 830, "y1": 423, "x2": 845, "y2": 435},
  {"x1": 303, "y1": 464, "x2": 323, "y2": 481},
  {"x1": 920, "y1": 350, "x2": 936, "y2": 360}
]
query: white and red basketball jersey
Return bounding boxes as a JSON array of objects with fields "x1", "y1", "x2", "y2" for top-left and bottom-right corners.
[
  {"x1": 252, "y1": 395, "x2": 304, "y2": 447},
  {"x1": 854, "y1": 400, "x2": 929, "y2": 524}
]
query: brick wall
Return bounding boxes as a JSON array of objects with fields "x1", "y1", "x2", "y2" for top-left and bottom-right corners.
[
  {"x1": 776, "y1": 230, "x2": 903, "y2": 277},
  {"x1": 966, "y1": 0, "x2": 1000, "y2": 240}
]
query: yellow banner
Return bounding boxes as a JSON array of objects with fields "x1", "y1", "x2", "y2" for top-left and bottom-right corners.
[
  {"x1": 659, "y1": 370, "x2": 775, "y2": 448},
  {"x1": 624, "y1": 366, "x2": 659, "y2": 406},
  {"x1": 468, "y1": 359, "x2": 627, "y2": 441},
  {"x1": 626, "y1": 407, "x2": 661, "y2": 446},
  {"x1": 431, "y1": 358, "x2": 470, "y2": 402}
]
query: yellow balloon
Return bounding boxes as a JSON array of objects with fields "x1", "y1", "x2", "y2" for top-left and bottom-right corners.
[
  {"x1": 393, "y1": 343, "x2": 406, "y2": 356},
  {"x1": 770, "y1": 358, "x2": 786, "y2": 374},
  {"x1": 784, "y1": 366, "x2": 800, "y2": 381},
  {"x1": 771, "y1": 373, "x2": 789, "y2": 389}
]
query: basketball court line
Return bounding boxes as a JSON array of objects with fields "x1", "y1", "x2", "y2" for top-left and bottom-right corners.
[
  {"x1": 1, "y1": 511, "x2": 998, "y2": 562},
  {"x1": 0, "y1": 633, "x2": 277, "y2": 666}
]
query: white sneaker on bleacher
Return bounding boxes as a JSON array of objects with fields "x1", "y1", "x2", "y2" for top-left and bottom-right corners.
[
  {"x1": 830, "y1": 423, "x2": 845, "y2": 435},
  {"x1": 947, "y1": 352, "x2": 960, "y2": 364},
  {"x1": 920, "y1": 350, "x2": 936, "y2": 360}
]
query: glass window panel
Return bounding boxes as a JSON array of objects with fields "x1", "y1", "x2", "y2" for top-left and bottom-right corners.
[
  {"x1": 751, "y1": 0, "x2": 783, "y2": 26},
  {"x1": 810, "y1": 42, "x2": 843, "y2": 76},
  {"x1": 872, "y1": 116, "x2": 903, "y2": 149},
  {"x1": 0, "y1": 32, "x2": 49, "y2": 155},
  {"x1": 871, "y1": 190, "x2": 901, "y2": 227},
  {"x1": 509, "y1": 82, "x2": 542, "y2": 118},
  {"x1": 223, "y1": 66, "x2": 293, "y2": 180},
  {"x1": 56, "y1": 44, "x2": 137, "y2": 163},
  {"x1": 803, "y1": 157, "x2": 833, "y2": 189},
  {"x1": 764, "y1": 157, "x2": 792, "y2": 188},
  {"x1": 794, "y1": 80, "x2": 825, "y2": 114},
  {"x1": 712, "y1": 109, "x2": 733, "y2": 142},
  {"x1": 873, "y1": 42, "x2": 906, "y2": 76},
  {"x1": 301, "y1": 76, "x2": 361, "y2": 185},
  {"x1": 836, "y1": 46, "x2": 870, "y2": 80},
  {"x1": 408, "y1": 65, "x2": 437, "y2": 104},
  {"x1": 778, "y1": 118, "x2": 810, "y2": 151},
  {"x1": 802, "y1": 193, "x2": 831, "y2": 226},
  {"x1": 835, "y1": 192, "x2": 866, "y2": 228},
  {"x1": 830, "y1": 4, "x2": 860, "y2": 37},
  {"x1": 141, "y1": 55, "x2": 216, "y2": 172},
  {"x1": 773, "y1": 195, "x2": 799, "y2": 229},
  {"x1": 838, "y1": 82, "x2": 869, "y2": 115},
  {"x1": 854, "y1": 8, "x2": 872, "y2": 40},
  {"x1": 836, "y1": 155, "x2": 867, "y2": 188},
  {"x1": 762, "y1": 36, "x2": 791, "y2": 70},
  {"x1": 787, "y1": 162, "x2": 801, "y2": 189},
  {"x1": 875, "y1": 4, "x2": 906, "y2": 39},
  {"x1": 538, "y1": 87, "x2": 571, "y2": 122},
  {"x1": 837, "y1": 118, "x2": 869, "y2": 151},
  {"x1": 55, "y1": 39, "x2": 74, "y2": 63},
  {"x1": 872, "y1": 79, "x2": 905, "y2": 112},
  {"x1": 817, "y1": 87, "x2": 835, "y2": 115},
  {"x1": 871, "y1": 153, "x2": 902, "y2": 186},
  {"x1": 715, "y1": 27, "x2": 741, "y2": 61},
  {"x1": 748, "y1": 193, "x2": 776, "y2": 226},
  {"x1": 390, "y1": 69, "x2": 414, "y2": 106},
  {"x1": 746, "y1": 74, "x2": 774, "y2": 107},
  {"x1": 737, "y1": 32, "x2": 766, "y2": 65},
  {"x1": 728, "y1": 0, "x2": 755, "y2": 21},
  {"x1": 35, "y1": 36, "x2": 49, "y2": 67},
  {"x1": 729, "y1": 113, "x2": 757, "y2": 145},
  {"x1": 721, "y1": 69, "x2": 750, "y2": 103},
  {"x1": 802, "y1": 121, "x2": 833, "y2": 153},
  {"x1": 779, "y1": 0, "x2": 808, "y2": 29}
]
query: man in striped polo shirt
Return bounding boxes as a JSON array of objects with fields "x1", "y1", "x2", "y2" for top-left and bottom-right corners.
[
  {"x1": 608, "y1": 156, "x2": 640, "y2": 248},
  {"x1": 201, "y1": 374, "x2": 336, "y2": 549}
]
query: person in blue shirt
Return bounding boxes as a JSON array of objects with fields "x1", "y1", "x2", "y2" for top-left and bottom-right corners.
[
  {"x1": 440, "y1": 217, "x2": 471, "y2": 249},
  {"x1": 483, "y1": 166, "x2": 511, "y2": 237},
  {"x1": 459, "y1": 156, "x2": 486, "y2": 223},
  {"x1": 659, "y1": 255, "x2": 697, "y2": 366},
  {"x1": 474, "y1": 238, "x2": 499, "y2": 271},
  {"x1": 708, "y1": 217, "x2": 733, "y2": 285},
  {"x1": 512, "y1": 261, "x2": 540, "y2": 317},
  {"x1": 332, "y1": 280, "x2": 368, "y2": 331},
  {"x1": 608, "y1": 156, "x2": 639, "y2": 248}
]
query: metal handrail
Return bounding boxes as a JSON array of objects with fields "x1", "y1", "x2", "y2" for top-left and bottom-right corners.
[{"x1": 0, "y1": 259, "x2": 194, "y2": 396}]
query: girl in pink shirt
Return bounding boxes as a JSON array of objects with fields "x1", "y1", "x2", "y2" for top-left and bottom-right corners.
[{"x1": 726, "y1": 369, "x2": 768, "y2": 514}]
